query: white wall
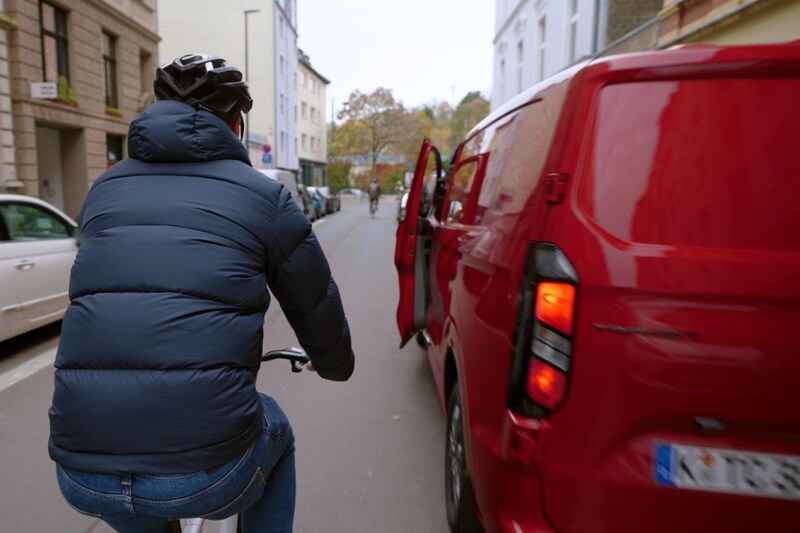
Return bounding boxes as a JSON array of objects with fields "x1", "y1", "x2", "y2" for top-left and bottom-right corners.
[
  {"x1": 273, "y1": 1, "x2": 299, "y2": 170},
  {"x1": 492, "y1": 0, "x2": 599, "y2": 110},
  {"x1": 158, "y1": 0, "x2": 277, "y2": 167},
  {"x1": 298, "y1": 62, "x2": 327, "y2": 165}
]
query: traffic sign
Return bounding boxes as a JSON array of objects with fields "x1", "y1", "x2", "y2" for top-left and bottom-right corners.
[{"x1": 262, "y1": 153, "x2": 273, "y2": 164}]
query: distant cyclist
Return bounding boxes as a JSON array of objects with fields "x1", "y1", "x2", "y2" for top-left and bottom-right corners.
[
  {"x1": 48, "y1": 54, "x2": 354, "y2": 533},
  {"x1": 367, "y1": 177, "x2": 381, "y2": 217}
]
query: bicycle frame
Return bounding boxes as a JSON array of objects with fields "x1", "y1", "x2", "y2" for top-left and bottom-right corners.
[{"x1": 172, "y1": 347, "x2": 309, "y2": 533}]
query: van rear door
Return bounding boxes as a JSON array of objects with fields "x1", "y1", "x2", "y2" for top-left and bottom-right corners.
[{"x1": 541, "y1": 73, "x2": 800, "y2": 532}]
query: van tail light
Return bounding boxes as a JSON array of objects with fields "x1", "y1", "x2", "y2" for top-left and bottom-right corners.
[
  {"x1": 536, "y1": 282, "x2": 575, "y2": 335},
  {"x1": 526, "y1": 359, "x2": 567, "y2": 409},
  {"x1": 508, "y1": 243, "x2": 577, "y2": 419}
]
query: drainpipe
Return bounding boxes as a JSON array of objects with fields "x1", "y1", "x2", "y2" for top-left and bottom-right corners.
[{"x1": 592, "y1": 0, "x2": 601, "y2": 54}]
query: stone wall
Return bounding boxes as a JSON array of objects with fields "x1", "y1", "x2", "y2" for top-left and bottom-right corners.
[{"x1": 4, "y1": 0, "x2": 158, "y2": 215}]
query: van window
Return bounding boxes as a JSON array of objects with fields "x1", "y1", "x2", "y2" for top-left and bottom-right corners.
[
  {"x1": 446, "y1": 157, "x2": 480, "y2": 224},
  {"x1": 477, "y1": 83, "x2": 567, "y2": 224},
  {"x1": 580, "y1": 79, "x2": 800, "y2": 251}
]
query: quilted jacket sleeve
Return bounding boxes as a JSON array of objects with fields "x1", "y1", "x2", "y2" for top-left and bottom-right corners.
[{"x1": 266, "y1": 187, "x2": 354, "y2": 381}]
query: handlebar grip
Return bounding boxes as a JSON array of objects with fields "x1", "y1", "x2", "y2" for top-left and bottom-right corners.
[{"x1": 261, "y1": 347, "x2": 309, "y2": 372}]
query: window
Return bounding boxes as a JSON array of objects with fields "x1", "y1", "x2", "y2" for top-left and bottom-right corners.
[
  {"x1": 516, "y1": 40, "x2": 524, "y2": 94},
  {"x1": 280, "y1": 55, "x2": 285, "y2": 76},
  {"x1": 537, "y1": 16, "x2": 547, "y2": 81},
  {"x1": 106, "y1": 134, "x2": 124, "y2": 168},
  {"x1": 280, "y1": 93, "x2": 285, "y2": 114},
  {"x1": 301, "y1": 71, "x2": 307, "y2": 87},
  {"x1": 294, "y1": 137, "x2": 298, "y2": 155},
  {"x1": 310, "y1": 78, "x2": 316, "y2": 94},
  {"x1": 280, "y1": 131, "x2": 286, "y2": 151},
  {"x1": 583, "y1": 78, "x2": 800, "y2": 251},
  {"x1": 447, "y1": 158, "x2": 480, "y2": 223},
  {"x1": 499, "y1": 59, "x2": 506, "y2": 101},
  {"x1": 301, "y1": 102, "x2": 308, "y2": 119},
  {"x1": 102, "y1": 31, "x2": 118, "y2": 108},
  {"x1": 40, "y1": 1, "x2": 69, "y2": 82},
  {"x1": 294, "y1": 105, "x2": 298, "y2": 121},
  {"x1": 568, "y1": 0, "x2": 579, "y2": 63},
  {"x1": 301, "y1": 134, "x2": 307, "y2": 149},
  {"x1": 0, "y1": 203, "x2": 71, "y2": 240}
]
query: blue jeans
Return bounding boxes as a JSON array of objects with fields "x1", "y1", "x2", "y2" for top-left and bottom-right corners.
[{"x1": 56, "y1": 394, "x2": 295, "y2": 533}]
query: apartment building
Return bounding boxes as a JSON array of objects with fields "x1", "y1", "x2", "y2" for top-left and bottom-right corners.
[
  {"x1": 2, "y1": 0, "x2": 158, "y2": 219},
  {"x1": 492, "y1": 0, "x2": 600, "y2": 109},
  {"x1": 0, "y1": 2, "x2": 16, "y2": 191},
  {"x1": 297, "y1": 48, "x2": 327, "y2": 186},
  {"x1": 159, "y1": 0, "x2": 299, "y2": 171},
  {"x1": 491, "y1": 0, "x2": 797, "y2": 110}
]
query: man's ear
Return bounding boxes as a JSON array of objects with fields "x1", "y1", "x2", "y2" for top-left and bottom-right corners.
[{"x1": 228, "y1": 115, "x2": 242, "y2": 137}]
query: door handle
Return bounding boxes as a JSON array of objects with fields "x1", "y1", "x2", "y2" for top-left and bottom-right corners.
[{"x1": 15, "y1": 260, "x2": 35, "y2": 271}]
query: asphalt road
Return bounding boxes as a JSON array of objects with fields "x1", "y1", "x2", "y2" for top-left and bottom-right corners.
[{"x1": 0, "y1": 195, "x2": 449, "y2": 533}]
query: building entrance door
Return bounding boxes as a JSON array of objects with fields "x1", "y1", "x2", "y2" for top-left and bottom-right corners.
[{"x1": 35, "y1": 127, "x2": 65, "y2": 210}]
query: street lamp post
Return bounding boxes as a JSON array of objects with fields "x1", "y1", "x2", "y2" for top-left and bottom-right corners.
[{"x1": 243, "y1": 7, "x2": 260, "y2": 158}]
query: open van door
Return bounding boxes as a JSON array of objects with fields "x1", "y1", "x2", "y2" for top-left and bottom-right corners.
[{"x1": 394, "y1": 139, "x2": 442, "y2": 347}]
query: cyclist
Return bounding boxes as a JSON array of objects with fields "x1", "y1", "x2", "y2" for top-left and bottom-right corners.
[
  {"x1": 48, "y1": 54, "x2": 354, "y2": 533},
  {"x1": 367, "y1": 177, "x2": 381, "y2": 217}
]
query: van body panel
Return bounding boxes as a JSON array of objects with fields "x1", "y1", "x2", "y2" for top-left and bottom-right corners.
[
  {"x1": 396, "y1": 43, "x2": 800, "y2": 533},
  {"x1": 538, "y1": 47, "x2": 800, "y2": 532}
]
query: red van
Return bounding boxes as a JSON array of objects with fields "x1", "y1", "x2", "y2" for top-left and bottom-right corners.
[{"x1": 395, "y1": 43, "x2": 800, "y2": 532}]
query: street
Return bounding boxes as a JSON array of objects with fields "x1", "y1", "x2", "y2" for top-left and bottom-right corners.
[{"x1": 0, "y1": 196, "x2": 449, "y2": 533}]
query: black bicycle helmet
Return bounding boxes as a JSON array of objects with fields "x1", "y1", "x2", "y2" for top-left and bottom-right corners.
[{"x1": 154, "y1": 54, "x2": 253, "y2": 122}]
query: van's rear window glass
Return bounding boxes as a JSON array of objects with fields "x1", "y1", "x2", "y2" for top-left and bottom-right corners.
[{"x1": 579, "y1": 79, "x2": 800, "y2": 252}]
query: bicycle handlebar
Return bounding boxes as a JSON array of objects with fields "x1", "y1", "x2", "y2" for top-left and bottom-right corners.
[{"x1": 261, "y1": 347, "x2": 309, "y2": 373}]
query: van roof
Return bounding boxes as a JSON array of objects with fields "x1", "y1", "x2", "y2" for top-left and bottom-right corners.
[{"x1": 470, "y1": 42, "x2": 800, "y2": 138}]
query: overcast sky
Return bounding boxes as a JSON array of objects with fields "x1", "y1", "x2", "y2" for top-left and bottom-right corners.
[{"x1": 296, "y1": 0, "x2": 495, "y2": 117}]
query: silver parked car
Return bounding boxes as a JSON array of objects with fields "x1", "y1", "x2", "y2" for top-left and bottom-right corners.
[{"x1": 0, "y1": 194, "x2": 78, "y2": 342}]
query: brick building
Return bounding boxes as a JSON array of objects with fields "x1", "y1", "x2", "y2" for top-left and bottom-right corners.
[
  {"x1": 601, "y1": 0, "x2": 663, "y2": 44},
  {"x1": 1, "y1": 0, "x2": 158, "y2": 219}
]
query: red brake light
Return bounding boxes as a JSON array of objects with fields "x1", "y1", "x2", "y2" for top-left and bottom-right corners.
[
  {"x1": 526, "y1": 359, "x2": 567, "y2": 410},
  {"x1": 535, "y1": 282, "x2": 575, "y2": 335}
]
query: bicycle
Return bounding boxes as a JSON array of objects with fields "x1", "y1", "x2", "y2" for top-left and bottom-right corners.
[
  {"x1": 369, "y1": 197, "x2": 379, "y2": 217},
  {"x1": 166, "y1": 347, "x2": 310, "y2": 533}
]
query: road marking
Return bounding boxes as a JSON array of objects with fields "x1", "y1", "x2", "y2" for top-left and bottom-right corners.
[
  {"x1": 0, "y1": 347, "x2": 57, "y2": 393},
  {"x1": 313, "y1": 219, "x2": 326, "y2": 227}
]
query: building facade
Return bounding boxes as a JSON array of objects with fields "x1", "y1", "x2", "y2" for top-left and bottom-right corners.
[
  {"x1": 492, "y1": 0, "x2": 600, "y2": 109},
  {"x1": 2, "y1": 0, "x2": 158, "y2": 219},
  {"x1": 0, "y1": 1, "x2": 18, "y2": 192},
  {"x1": 297, "y1": 48, "x2": 328, "y2": 186},
  {"x1": 491, "y1": 0, "x2": 797, "y2": 110},
  {"x1": 659, "y1": 0, "x2": 800, "y2": 46},
  {"x1": 273, "y1": 0, "x2": 298, "y2": 171},
  {"x1": 159, "y1": 0, "x2": 299, "y2": 171}
]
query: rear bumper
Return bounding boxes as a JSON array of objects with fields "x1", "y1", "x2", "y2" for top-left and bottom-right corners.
[{"x1": 468, "y1": 410, "x2": 555, "y2": 533}]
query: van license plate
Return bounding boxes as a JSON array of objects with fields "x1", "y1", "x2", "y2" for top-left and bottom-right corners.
[{"x1": 655, "y1": 444, "x2": 800, "y2": 501}]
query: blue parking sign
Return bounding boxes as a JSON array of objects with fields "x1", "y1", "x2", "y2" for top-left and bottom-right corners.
[{"x1": 262, "y1": 153, "x2": 272, "y2": 164}]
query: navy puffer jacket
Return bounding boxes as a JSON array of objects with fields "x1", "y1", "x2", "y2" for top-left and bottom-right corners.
[{"x1": 48, "y1": 101, "x2": 354, "y2": 474}]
